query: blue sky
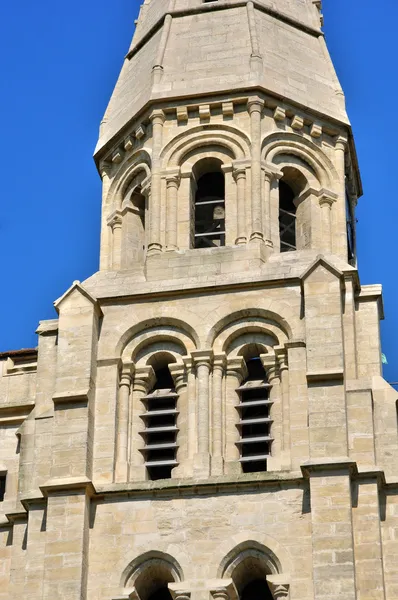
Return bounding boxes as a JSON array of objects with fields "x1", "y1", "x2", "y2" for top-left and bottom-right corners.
[{"x1": 0, "y1": 1, "x2": 397, "y2": 383}]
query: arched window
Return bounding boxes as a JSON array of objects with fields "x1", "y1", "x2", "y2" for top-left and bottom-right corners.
[
  {"x1": 131, "y1": 185, "x2": 147, "y2": 260},
  {"x1": 193, "y1": 160, "x2": 225, "y2": 248},
  {"x1": 236, "y1": 355, "x2": 272, "y2": 473},
  {"x1": 279, "y1": 180, "x2": 297, "y2": 252},
  {"x1": 141, "y1": 361, "x2": 179, "y2": 481}
]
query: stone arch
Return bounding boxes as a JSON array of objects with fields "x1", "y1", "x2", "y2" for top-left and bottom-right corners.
[
  {"x1": 208, "y1": 309, "x2": 292, "y2": 352},
  {"x1": 107, "y1": 149, "x2": 152, "y2": 209},
  {"x1": 261, "y1": 132, "x2": 337, "y2": 189},
  {"x1": 135, "y1": 343, "x2": 186, "y2": 368},
  {"x1": 121, "y1": 550, "x2": 183, "y2": 597},
  {"x1": 161, "y1": 124, "x2": 251, "y2": 169},
  {"x1": 117, "y1": 318, "x2": 199, "y2": 360},
  {"x1": 215, "y1": 532, "x2": 291, "y2": 582}
]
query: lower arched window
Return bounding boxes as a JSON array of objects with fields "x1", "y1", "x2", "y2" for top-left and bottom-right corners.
[
  {"x1": 141, "y1": 364, "x2": 179, "y2": 480},
  {"x1": 236, "y1": 356, "x2": 273, "y2": 473},
  {"x1": 279, "y1": 180, "x2": 297, "y2": 252}
]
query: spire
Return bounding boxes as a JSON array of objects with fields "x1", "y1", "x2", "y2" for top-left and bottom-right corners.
[{"x1": 96, "y1": 0, "x2": 345, "y2": 157}]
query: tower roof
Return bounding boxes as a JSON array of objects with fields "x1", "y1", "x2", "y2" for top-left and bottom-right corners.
[{"x1": 96, "y1": 0, "x2": 347, "y2": 157}]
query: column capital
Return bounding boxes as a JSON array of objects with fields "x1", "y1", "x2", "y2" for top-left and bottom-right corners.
[
  {"x1": 226, "y1": 356, "x2": 248, "y2": 381},
  {"x1": 274, "y1": 346, "x2": 288, "y2": 372},
  {"x1": 319, "y1": 188, "x2": 338, "y2": 209},
  {"x1": 266, "y1": 577, "x2": 290, "y2": 600},
  {"x1": 149, "y1": 109, "x2": 166, "y2": 125},
  {"x1": 120, "y1": 362, "x2": 134, "y2": 386},
  {"x1": 262, "y1": 161, "x2": 283, "y2": 182},
  {"x1": 260, "y1": 353, "x2": 280, "y2": 382},
  {"x1": 191, "y1": 350, "x2": 214, "y2": 369},
  {"x1": 169, "y1": 363, "x2": 186, "y2": 392},
  {"x1": 233, "y1": 167, "x2": 246, "y2": 182},
  {"x1": 164, "y1": 169, "x2": 181, "y2": 187},
  {"x1": 133, "y1": 366, "x2": 155, "y2": 393},
  {"x1": 213, "y1": 353, "x2": 227, "y2": 372},
  {"x1": 335, "y1": 134, "x2": 348, "y2": 152},
  {"x1": 247, "y1": 96, "x2": 265, "y2": 114},
  {"x1": 107, "y1": 210, "x2": 123, "y2": 230},
  {"x1": 168, "y1": 584, "x2": 191, "y2": 600}
]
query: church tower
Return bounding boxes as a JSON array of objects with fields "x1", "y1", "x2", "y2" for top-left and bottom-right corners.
[{"x1": 1, "y1": 1, "x2": 398, "y2": 599}]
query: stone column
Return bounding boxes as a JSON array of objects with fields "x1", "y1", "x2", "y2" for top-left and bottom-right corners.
[
  {"x1": 108, "y1": 211, "x2": 123, "y2": 270},
  {"x1": 148, "y1": 109, "x2": 166, "y2": 256},
  {"x1": 262, "y1": 354, "x2": 282, "y2": 471},
  {"x1": 183, "y1": 357, "x2": 197, "y2": 460},
  {"x1": 129, "y1": 366, "x2": 155, "y2": 482},
  {"x1": 263, "y1": 166, "x2": 282, "y2": 250},
  {"x1": 169, "y1": 363, "x2": 188, "y2": 477},
  {"x1": 165, "y1": 171, "x2": 180, "y2": 251},
  {"x1": 319, "y1": 191, "x2": 337, "y2": 253},
  {"x1": 233, "y1": 168, "x2": 247, "y2": 245},
  {"x1": 247, "y1": 97, "x2": 265, "y2": 242},
  {"x1": 100, "y1": 164, "x2": 112, "y2": 271},
  {"x1": 224, "y1": 357, "x2": 248, "y2": 475},
  {"x1": 276, "y1": 347, "x2": 291, "y2": 469},
  {"x1": 334, "y1": 135, "x2": 348, "y2": 259},
  {"x1": 192, "y1": 350, "x2": 213, "y2": 478},
  {"x1": 115, "y1": 365, "x2": 133, "y2": 482},
  {"x1": 211, "y1": 353, "x2": 226, "y2": 475}
]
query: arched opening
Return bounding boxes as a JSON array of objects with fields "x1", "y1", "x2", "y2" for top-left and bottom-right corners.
[
  {"x1": 132, "y1": 557, "x2": 177, "y2": 600},
  {"x1": 131, "y1": 185, "x2": 147, "y2": 261},
  {"x1": 221, "y1": 544, "x2": 277, "y2": 600},
  {"x1": 236, "y1": 348, "x2": 273, "y2": 473},
  {"x1": 193, "y1": 159, "x2": 225, "y2": 248},
  {"x1": 140, "y1": 354, "x2": 179, "y2": 481},
  {"x1": 279, "y1": 180, "x2": 297, "y2": 252},
  {"x1": 241, "y1": 579, "x2": 274, "y2": 600}
]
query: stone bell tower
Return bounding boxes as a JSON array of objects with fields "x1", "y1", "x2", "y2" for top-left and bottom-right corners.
[{"x1": 1, "y1": 1, "x2": 398, "y2": 599}]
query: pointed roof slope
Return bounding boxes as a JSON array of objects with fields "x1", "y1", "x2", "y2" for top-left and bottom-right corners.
[{"x1": 96, "y1": 0, "x2": 346, "y2": 157}]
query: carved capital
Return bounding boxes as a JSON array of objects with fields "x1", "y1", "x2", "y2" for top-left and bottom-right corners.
[
  {"x1": 266, "y1": 577, "x2": 290, "y2": 600},
  {"x1": 133, "y1": 366, "x2": 155, "y2": 394},
  {"x1": 260, "y1": 353, "x2": 280, "y2": 382},
  {"x1": 107, "y1": 210, "x2": 123, "y2": 230},
  {"x1": 191, "y1": 350, "x2": 214, "y2": 370},
  {"x1": 213, "y1": 353, "x2": 227, "y2": 374},
  {"x1": 226, "y1": 356, "x2": 248, "y2": 382},
  {"x1": 319, "y1": 188, "x2": 338, "y2": 209},
  {"x1": 120, "y1": 362, "x2": 134, "y2": 387},
  {"x1": 247, "y1": 96, "x2": 264, "y2": 115},
  {"x1": 150, "y1": 109, "x2": 166, "y2": 125},
  {"x1": 169, "y1": 363, "x2": 186, "y2": 392},
  {"x1": 335, "y1": 135, "x2": 348, "y2": 152}
]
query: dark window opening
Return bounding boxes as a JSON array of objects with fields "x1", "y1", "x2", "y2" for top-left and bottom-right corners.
[
  {"x1": 0, "y1": 476, "x2": 6, "y2": 502},
  {"x1": 279, "y1": 180, "x2": 297, "y2": 252},
  {"x1": 141, "y1": 365, "x2": 179, "y2": 481},
  {"x1": 241, "y1": 580, "x2": 274, "y2": 600},
  {"x1": 194, "y1": 171, "x2": 225, "y2": 248},
  {"x1": 237, "y1": 357, "x2": 272, "y2": 473},
  {"x1": 149, "y1": 588, "x2": 173, "y2": 600}
]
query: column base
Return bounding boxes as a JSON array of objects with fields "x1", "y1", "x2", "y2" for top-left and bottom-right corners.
[
  {"x1": 249, "y1": 232, "x2": 264, "y2": 243},
  {"x1": 235, "y1": 236, "x2": 247, "y2": 246},
  {"x1": 211, "y1": 456, "x2": 225, "y2": 476},
  {"x1": 147, "y1": 243, "x2": 162, "y2": 256},
  {"x1": 193, "y1": 453, "x2": 211, "y2": 479}
]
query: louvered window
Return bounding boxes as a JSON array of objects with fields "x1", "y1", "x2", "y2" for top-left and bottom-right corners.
[
  {"x1": 140, "y1": 367, "x2": 179, "y2": 480},
  {"x1": 236, "y1": 359, "x2": 273, "y2": 473}
]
